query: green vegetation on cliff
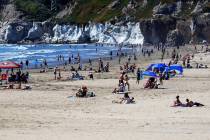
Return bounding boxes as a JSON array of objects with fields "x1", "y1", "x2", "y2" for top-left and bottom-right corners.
[
  {"x1": 14, "y1": 0, "x2": 52, "y2": 21},
  {"x1": 0, "y1": 0, "x2": 207, "y2": 23},
  {"x1": 65, "y1": 0, "x2": 129, "y2": 23}
]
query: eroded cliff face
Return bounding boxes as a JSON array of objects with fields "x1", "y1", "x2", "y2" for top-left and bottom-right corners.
[
  {"x1": 0, "y1": 21, "x2": 144, "y2": 44},
  {"x1": 140, "y1": 16, "x2": 177, "y2": 45},
  {"x1": 192, "y1": 13, "x2": 210, "y2": 43}
]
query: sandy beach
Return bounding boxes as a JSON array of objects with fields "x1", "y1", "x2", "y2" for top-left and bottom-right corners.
[{"x1": 0, "y1": 45, "x2": 210, "y2": 140}]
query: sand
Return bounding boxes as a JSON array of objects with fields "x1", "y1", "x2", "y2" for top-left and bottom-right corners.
[{"x1": 0, "y1": 45, "x2": 210, "y2": 140}]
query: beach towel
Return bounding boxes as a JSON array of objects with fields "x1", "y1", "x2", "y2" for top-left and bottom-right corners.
[{"x1": 114, "y1": 91, "x2": 132, "y2": 94}]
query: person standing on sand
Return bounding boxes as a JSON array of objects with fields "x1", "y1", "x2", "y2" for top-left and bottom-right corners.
[
  {"x1": 118, "y1": 56, "x2": 121, "y2": 64},
  {"x1": 136, "y1": 68, "x2": 142, "y2": 84},
  {"x1": 110, "y1": 51, "x2": 113, "y2": 60},
  {"x1": 54, "y1": 67, "x2": 57, "y2": 80},
  {"x1": 89, "y1": 59, "x2": 92, "y2": 66},
  {"x1": 89, "y1": 72, "x2": 94, "y2": 80},
  {"x1": 124, "y1": 75, "x2": 130, "y2": 91},
  {"x1": 25, "y1": 60, "x2": 29, "y2": 69},
  {"x1": 58, "y1": 69, "x2": 61, "y2": 80},
  {"x1": 128, "y1": 56, "x2": 131, "y2": 64},
  {"x1": 20, "y1": 61, "x2": 23, "y2": 70},
  {"x1": 134, "y1": 53, "x2": 137, "y2": 61},
  {"x1": 159, "y1": 72, "x2": 163, "y2": 85},
  {"x1": 35, "y1": 59, "x2": 38, "y2": 69},
  {"x1": 16, "y1": 70, "x2": 22, "y2": 89},
  {"x1": 68, "y1": 57, "x2": 71, "y2": 64},
  {"x1": 77, "y1": 53, "x2": 81, "y2": 64},
  {"x1": 44, "y1": 59, "x2": 48, "y2": 68}
]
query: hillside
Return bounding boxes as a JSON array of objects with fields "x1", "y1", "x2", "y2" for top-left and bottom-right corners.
[
  {"x1": 0, "y1": 0, "x2": 209, "y2": 23},
  {"x1": 0, "y1": 0, "x2": 210, "y2": 44}
]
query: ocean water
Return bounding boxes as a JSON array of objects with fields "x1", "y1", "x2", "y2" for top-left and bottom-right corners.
[{"x1": 0, "y1": 44, "x2": 134, "y2": 68}]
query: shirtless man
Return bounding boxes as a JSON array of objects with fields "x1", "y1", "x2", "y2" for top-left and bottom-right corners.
[
  {"x1": 174, "y1": 96, "x2": 182, "y2": 106},
  {"x1": 186, "y1": 99, "x2": 204, "y2": 107}
]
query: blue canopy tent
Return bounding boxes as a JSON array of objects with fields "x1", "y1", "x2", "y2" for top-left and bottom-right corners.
[
  {"x1": 168, "y1": 64, "x2": 183, "y2": 75},
  {"x1": 153, "y1": 63, "x2": 167, "y2": 72},
  {"x1": 146, "y1": 64, "x2": 155, "y2": 71},
  {"x1": 142, "y1": 71, "x2": 158, "y2": 77},
  {"x1": 146, "y1": 63, "x2": 167, "y2": 72}
]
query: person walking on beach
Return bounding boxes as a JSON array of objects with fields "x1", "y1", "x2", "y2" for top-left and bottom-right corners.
[
  {"x1": 25, "y1": 60, "x2": 29, "y2": 69},
  {"x1": 77, "y1": 53, "x2": 81, "y2": 64},
  {"x1": 110, "y1": 51, "x2": 113, "y2": 60},
  {"x1": 44, "y1": 59, "x2": 48, "y2": 68},
  {"x1": 68, "y1": 57, "x2": 71, "y2": 64},
  {"x1": 89, "y1": 59, "x2": 92, "y2": 66}
]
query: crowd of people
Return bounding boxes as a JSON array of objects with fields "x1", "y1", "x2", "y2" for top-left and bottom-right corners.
[
  {"x1": 0, "y1": 69, "x2": 30, "y2": 90},
  {"x1": 1, "y1": 43, "x2": 208, "y2": 107}
]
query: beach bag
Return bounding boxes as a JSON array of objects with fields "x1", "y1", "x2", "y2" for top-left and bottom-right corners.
[{"x1": 87, "y1": 92, "x2": 95, "y2": 97}]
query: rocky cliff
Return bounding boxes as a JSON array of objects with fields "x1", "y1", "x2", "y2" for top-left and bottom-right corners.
[{"x1": 0, "y1": 0, "x2": 210, "y2": 45}]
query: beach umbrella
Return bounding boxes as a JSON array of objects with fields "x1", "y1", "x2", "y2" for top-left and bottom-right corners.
[
  {"x1": 0, "y1": 61, "x2": 21, "y2": 69},
  {"x1": 142, "y1": 71, "x2": 158, "y2": 77}
]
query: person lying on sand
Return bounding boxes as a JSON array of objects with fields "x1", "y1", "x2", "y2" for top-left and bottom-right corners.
[
  {"x1": 22, "y1": 85, "x2": 32, "y2": 90},
  {"x1": 185, "y1": 99, "x2": 204, "y2": 107},
  {"x1": 112, "y1": 93, "x2": 135, "y2": 104},
  {"x1": 122, "y1": 93, "x2": 135, "y2": 104},
  {"x1": 4, "y1": 84, "x2": 14, "y2": 89}
]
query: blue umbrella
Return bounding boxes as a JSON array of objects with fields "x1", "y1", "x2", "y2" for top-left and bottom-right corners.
[{"x1": 142, "y1": 71, "x2": 158, "y2": 77}]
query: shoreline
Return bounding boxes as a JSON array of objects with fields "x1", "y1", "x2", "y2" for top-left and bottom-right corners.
[{"x1": 0, "y1": 43, "x2": 139, "y2": 69}]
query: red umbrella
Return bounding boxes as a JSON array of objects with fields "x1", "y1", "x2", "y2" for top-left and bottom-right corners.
[{"x1": 0, "y1": 61, "x2": 21, "y2": 69}]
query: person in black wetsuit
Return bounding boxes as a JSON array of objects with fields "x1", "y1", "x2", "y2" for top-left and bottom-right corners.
[{"x1": 185, "y1": 99, "x2": 204, "y2": 107}]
